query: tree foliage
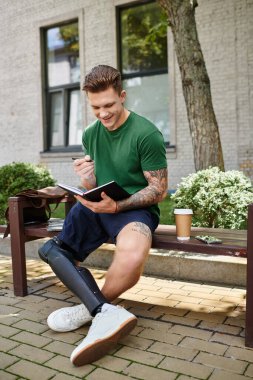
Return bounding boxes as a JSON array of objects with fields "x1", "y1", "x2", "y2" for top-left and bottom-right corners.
[{"x1": 0, "y1": 162, "x2": 55, "y2": 224}]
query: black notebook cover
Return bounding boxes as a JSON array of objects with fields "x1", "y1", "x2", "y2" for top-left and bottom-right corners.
[{"x1": 58, "y1": 181, "x2": 130, "y2": 202}]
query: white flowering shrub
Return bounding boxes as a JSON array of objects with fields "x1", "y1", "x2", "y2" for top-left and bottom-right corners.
[{"x1": 172, "y1": 167, "x2": 253, "y2": 229}]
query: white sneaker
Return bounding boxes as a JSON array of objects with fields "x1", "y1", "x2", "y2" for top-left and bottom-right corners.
[
  {"x1": 70, "y1": 305, "x2": 137, "y2": 366},
  {"x1": 47, "y1": 304, "x2": 92, "y2": 332}
]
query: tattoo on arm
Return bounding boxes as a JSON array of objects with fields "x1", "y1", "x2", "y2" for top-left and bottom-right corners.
[
  {"x1": 117, "y1": 168, "x2": 168, "y2": 212},
  {"x1": 131, "y1": 222, "x2": 152, "y2": 239}
]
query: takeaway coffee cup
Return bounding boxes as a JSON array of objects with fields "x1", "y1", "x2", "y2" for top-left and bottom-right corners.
[{"x1": 174, "y1": 209, "x2": 193, "y2": 241}]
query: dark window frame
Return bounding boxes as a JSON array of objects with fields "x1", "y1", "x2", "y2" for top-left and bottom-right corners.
[
  {"x1": 116, "y1": 0, "x2": 171, "y2": 147},
  {"x1": 116, "y1": 0, "x2": 168, "y2": 80},
  {"x1": 42, "y1": 19, "x2": 82, "y2": 153}
]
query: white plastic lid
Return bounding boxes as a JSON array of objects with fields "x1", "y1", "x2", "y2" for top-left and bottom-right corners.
[{"x1": 174, "y1": 208, "x2": 193, "y2": 215}]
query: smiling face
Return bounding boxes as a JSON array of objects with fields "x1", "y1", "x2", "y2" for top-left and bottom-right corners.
[{"x1": 87, "y1": 87, "x2": 129, "y2": 131}]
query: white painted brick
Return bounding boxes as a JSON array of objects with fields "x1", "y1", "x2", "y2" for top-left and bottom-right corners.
[{"x1": 0, "y1": 0, "x2": 252, "y2": 189}]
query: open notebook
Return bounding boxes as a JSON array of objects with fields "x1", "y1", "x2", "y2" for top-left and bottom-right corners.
[{"x1": 58, "y1": 181, "x2": 130, "y2": 202}]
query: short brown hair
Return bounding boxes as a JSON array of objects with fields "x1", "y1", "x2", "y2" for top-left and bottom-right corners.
[{"x1": 82, "y1": 65, "x2": 122, "y2": 95}]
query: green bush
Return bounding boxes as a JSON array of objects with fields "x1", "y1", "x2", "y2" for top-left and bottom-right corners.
[
  {"x1": 171, "y1": 167, "x2": 253, "y2": 229},
  {"x1": 0, "y1": 162, "x2": 55, "y2": 224}
]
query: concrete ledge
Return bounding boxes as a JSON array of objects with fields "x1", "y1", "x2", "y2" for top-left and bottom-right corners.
[{"x1": 0, "y1": 236, "x2": 246, "y2": 287}]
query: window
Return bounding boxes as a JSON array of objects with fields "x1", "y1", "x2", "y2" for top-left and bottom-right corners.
[
  {"x1": 44, "y1": 21, "x2": 82, "y2": 150},
  {"x1": 117, "y1": 1, "x2": 170, "y2": 145}
]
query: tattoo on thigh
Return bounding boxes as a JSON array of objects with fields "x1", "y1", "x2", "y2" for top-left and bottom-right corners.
[{"x1": 131, "y1": 222, "x2": 152, "y2": 239}]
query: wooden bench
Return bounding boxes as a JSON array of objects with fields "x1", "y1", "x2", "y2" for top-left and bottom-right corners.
[{"x1": 0, "y1": 195, "x2": 252, "y2": 348}]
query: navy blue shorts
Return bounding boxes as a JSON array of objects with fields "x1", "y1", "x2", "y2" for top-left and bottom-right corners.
[{"x1": 58, "y1": 202, "x2": 159, "y2": 262}]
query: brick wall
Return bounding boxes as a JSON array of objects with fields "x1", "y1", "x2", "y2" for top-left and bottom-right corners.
[{"x1": 0, "y1": 0, "x2": 252, "y2": 189}]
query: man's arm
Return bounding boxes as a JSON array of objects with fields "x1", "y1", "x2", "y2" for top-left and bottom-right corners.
[
  {"x1": 116, "y1": 168, "x2": 168, "y2": 212},
  {"x1": 75, "y1": 167, "x2": 168, "y2": 214}
]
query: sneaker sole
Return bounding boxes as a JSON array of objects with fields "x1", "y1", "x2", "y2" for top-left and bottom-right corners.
[{"x1": 71, "y1": 316, "x2": 137, "y2": 366}]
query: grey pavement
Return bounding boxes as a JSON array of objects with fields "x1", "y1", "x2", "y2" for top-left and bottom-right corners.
[{"x1": 0, "y1": 253, "x2": 252, "y2": 380}]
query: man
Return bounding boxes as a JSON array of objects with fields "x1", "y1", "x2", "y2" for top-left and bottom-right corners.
[{"x1": 39, "y1": 65, "x2": 168, "y2": 366}]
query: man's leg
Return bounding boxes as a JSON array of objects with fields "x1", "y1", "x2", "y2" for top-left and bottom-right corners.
[
  {"x1": 70, "y1": 222, "x2": 151, "y2": 366},
  {"x1": 102, "y1": 221, "x2": 152, "y2": 301},
  {"x1": 39, "y1": 202, "x2": 112, "y2": 331}
]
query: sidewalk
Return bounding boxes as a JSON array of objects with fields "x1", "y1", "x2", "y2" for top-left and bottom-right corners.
[{"x1": 0, "y1": 253, "x2": 253, "y2": 380}]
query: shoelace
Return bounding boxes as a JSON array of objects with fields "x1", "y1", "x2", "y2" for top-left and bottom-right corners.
[{"x1": 65, "y1": 305, "x2": 88, "y2": 322}]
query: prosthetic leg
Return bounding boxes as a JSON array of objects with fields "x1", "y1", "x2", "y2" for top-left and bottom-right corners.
[{"x1": 38, "y1": 237, "x2": 108, "y2": 316}]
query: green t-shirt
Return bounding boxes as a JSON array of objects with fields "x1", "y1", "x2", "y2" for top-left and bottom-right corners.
[{"x1": 82, "y1": 111, "x2": 167, "y2": 219}]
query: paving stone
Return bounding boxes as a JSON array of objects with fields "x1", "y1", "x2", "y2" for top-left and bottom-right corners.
[
  {"x1": 138, "y1": 289, "x2": 169, "y2": 299},
  {"x1": 159, "y1": 287, "x2": 189, "y2": 296},
  {"x1": 161, "y1": 313, "x2": 199, "y2": 327},
  {"x1": 115, "y1": 346, "x2": 164, "y2": 366},
  {"x1": 119, "y1": 299, "x2": 154, "y2": 310},
  {"x1": 168, "y1": 294, "x2": 203, "y2": 304},
  {"x1": 158, "y1": 356, "x2": 213, "y2": 379},
  {"x1": 138, "y1": 326, "x2": 182, "y2": 345},
  {"x1": 0, "y1": 295, "x2": 22, "y2": 306},
  {"x1": 6, "y1": 360, "x2": 56, "y2": 380},
  {"x1": 179, "y1": 337, "x2": 228, "y2": 356},
  {"x1": 143, "y1": 297, "x2": 179, "y2": 307},
  {"x1": 134, "y1": 282, "x2": 163, "y2": 291},
  {"x1": 15, "y1": 309, "x2": 48, "y2": 323},
  {"x1": 45, "y1": 355, "x2": 94, "y2": 377},
  {"x1": 0, "y1": 352, "x2": 19, "y2": 369},
  {"x1": 194, "y1": 352, "x2": 247, "y2": 374},
  {"x1": 188, "y1": 291, "x2": 223, "y2": 300},
  {"x1": 51, "y1": 374, "x2": 78, "y2": 380},
  {"x1": 123, "y1": 362, "x2": 177, "y2": 380},
  {"x1": 186, "y1": 311, "x2": 226, "y2": 323},
  {"x1": 151, "y1": 304, "x2": 188, "y2": 316},
  {"x1": 119, "y1": 334, "x2": 153, "y2": 350},
  {"x1": 0, "y1": 371, "x2": 18, "y2": 380},
  {"x1": 0, "y1": 336, "x2": 20, "y2": 351},
  {"x1": 225, "y1": 346, "x2": 253, "y2": 362},
  {"x1": 129, "y1": 307, "x2": 164, "y2": 319},
  {"x1": 10, "y1": 331, "x2": 52, "y2": 347},
  {"x1": 39, "y1": 291, "x2": 70, "y2": 300},
  {"x1": 94, "y1": 354, "x2": 130, "y2": 372},
  {"x1": 148, "y1": 341, "x2": 198, "y2": 360},
  {"x1": 0, "y1": 324, "x2": 20, "y2": 338},
  {"x1": 42, "y1": 329, "x2": 85, "y2": 344},
  {"x1": 169, "y1": 325, "x2": 213, "y2": 340},
  {"x1": 12, "y1": 319, "x2": 48, "y2": 334},
  {"x1": 199, "y1": 320, "x2": 242, "y2": 335},
  {"x1": 225, "y1": 317, "x2": 245, "y2": 328},
  {"x1": 210, "y1": 332, "x2": 245, "y2": 347},
  {"x1": 9, "y1": 343, "x2": 55, "y2": 363},
  {"x1": 86, "y1": 367, "x2": 133, "y2": 379},
  {"x1": 176, "y1": 302, "x2": 213, "y2": 313},
  {"x1": 119, "y1": 292, "x2": 148, "y2": 302},
  {"x1": 209, "y1": 369, "x2": 250, "y2": 380},
  {"x1": 0, "y1": 305, "x2": 23, "y2": 316},
  {"x1": 245, "y1": 363, "x2": 253, "y2": 377},
  {"x1": 43, "y1": 340, "x2": 74, "y2": 357}
]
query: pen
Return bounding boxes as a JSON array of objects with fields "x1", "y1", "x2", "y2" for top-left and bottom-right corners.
[{"x1": 72, "y1": 156, "x2": 93, "y2": 162}]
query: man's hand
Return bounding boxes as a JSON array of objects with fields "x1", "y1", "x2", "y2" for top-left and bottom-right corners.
[
  {"x1": 73, "y1": 155, "x2": 96, "y2": 190},
  {"x1": 75, "y1": 192, "x2": 117, "y2": 213}
]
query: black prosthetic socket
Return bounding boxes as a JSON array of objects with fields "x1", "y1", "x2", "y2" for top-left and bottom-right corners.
[{"x1": 38, "y1": 238, "x2": 108, "y2": 316}]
